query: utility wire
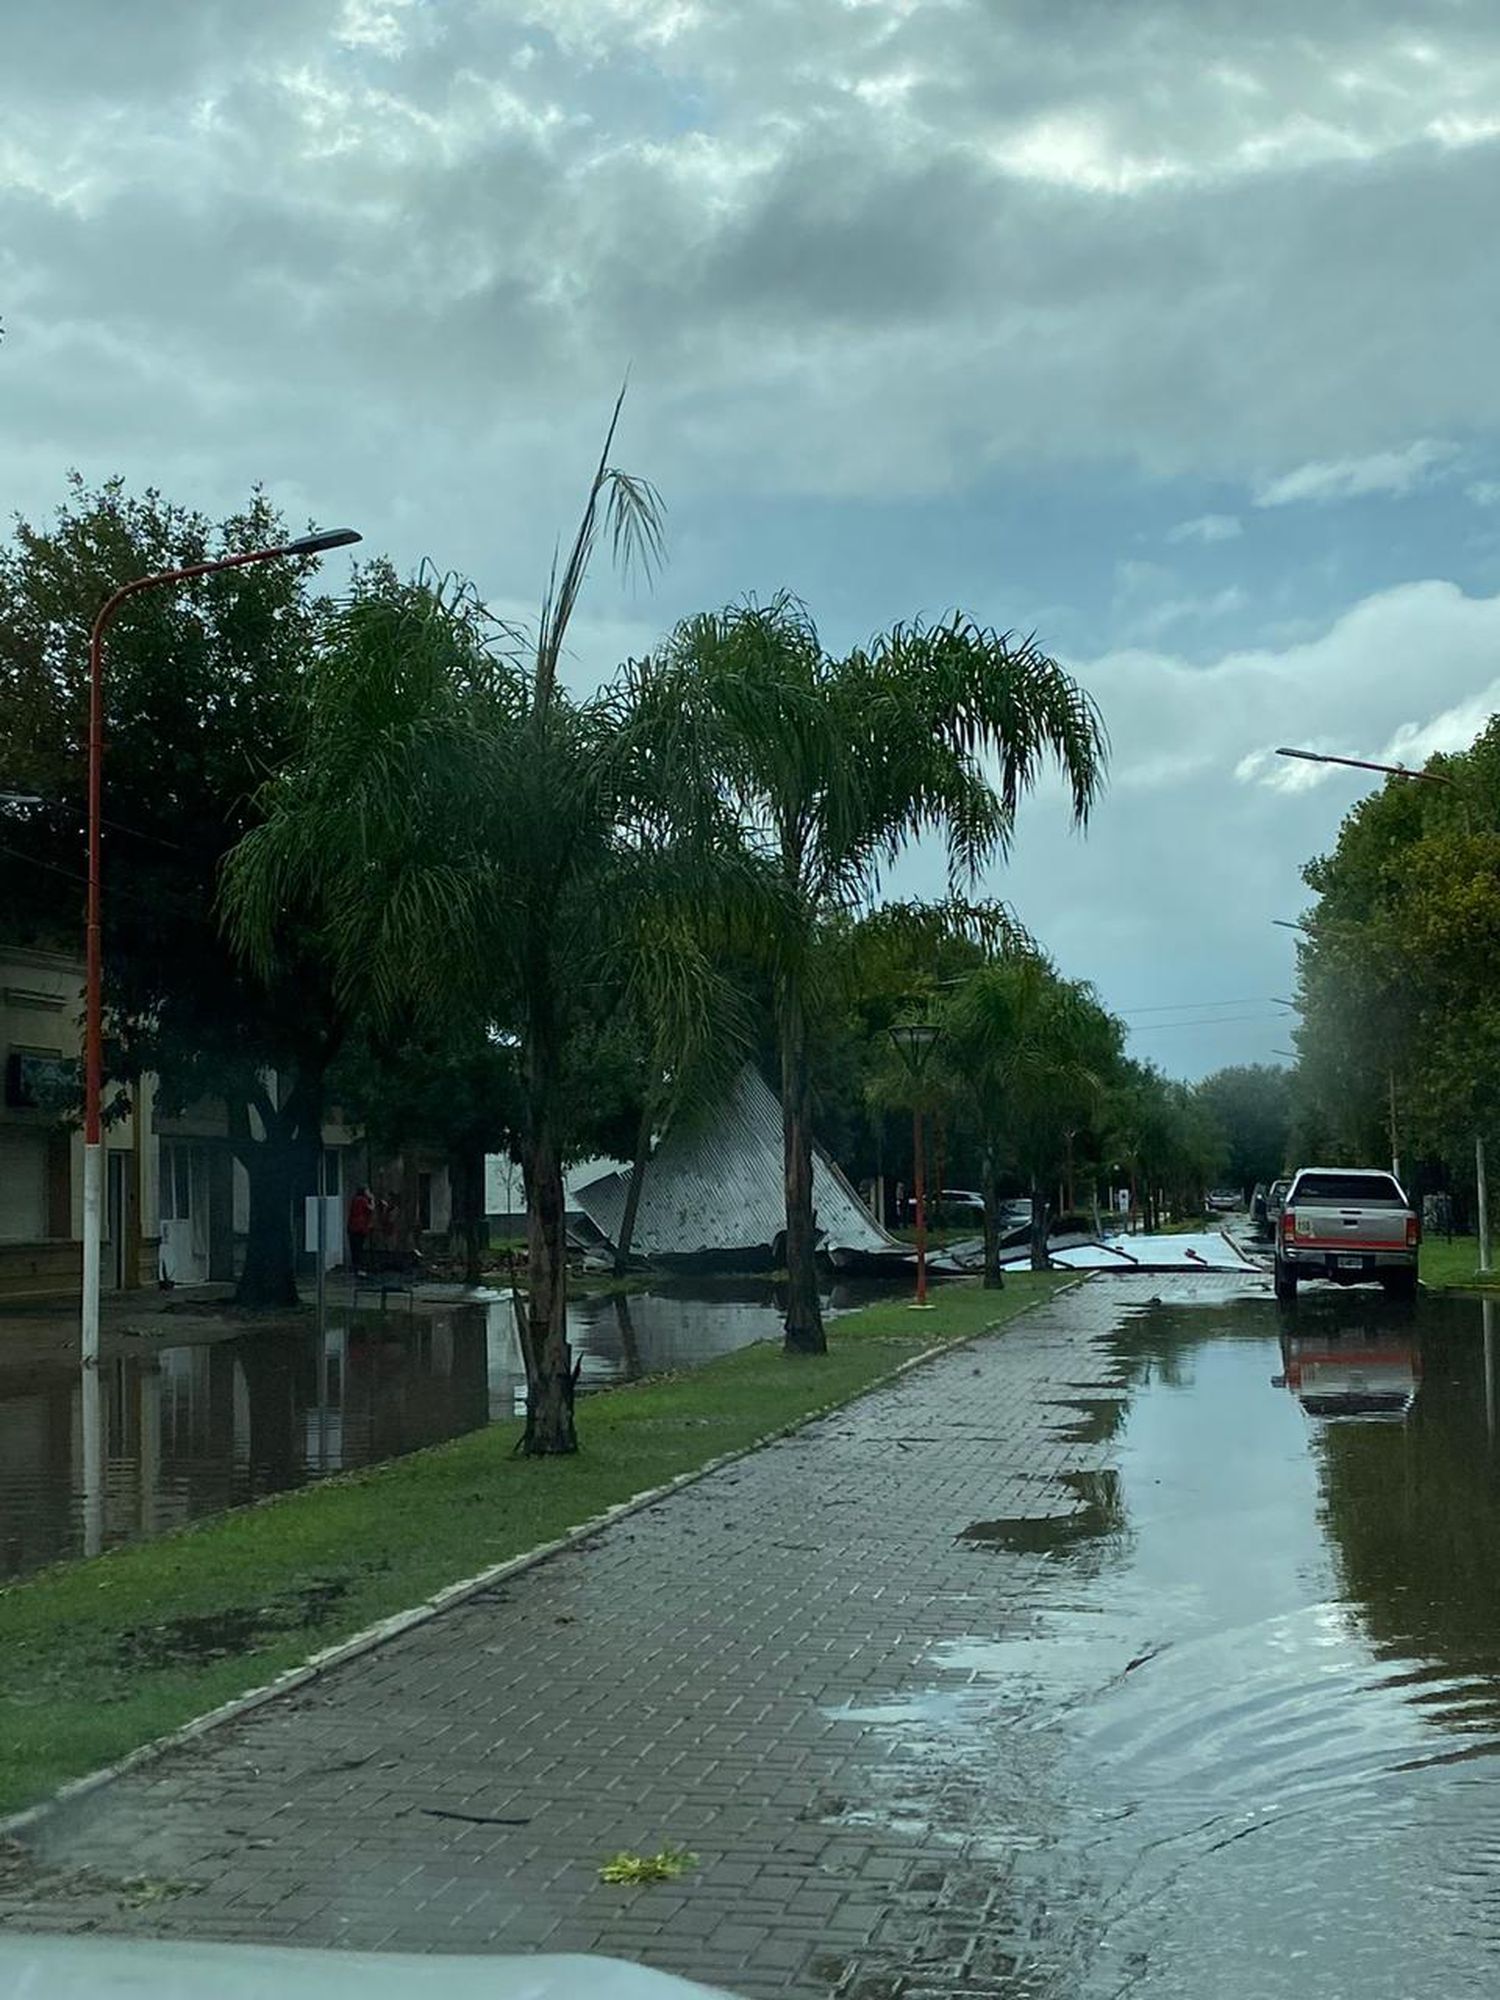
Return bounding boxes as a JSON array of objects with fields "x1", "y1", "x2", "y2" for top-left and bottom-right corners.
[
  {"x1": 1118, "y1": 996, "x2": 1289, "y2": 1016},
  {"x1": 1129, "y1": 1013, "x2": 1288, "y2": 1032}
]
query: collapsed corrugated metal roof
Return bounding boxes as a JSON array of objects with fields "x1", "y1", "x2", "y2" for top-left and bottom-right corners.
[{"x1": 572, "y1": 1065, "x2": 900, "y2": 1265}]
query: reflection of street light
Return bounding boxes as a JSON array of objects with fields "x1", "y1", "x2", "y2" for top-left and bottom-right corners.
[
  {"x1": 888, "y1": 1020, "x2": 941, "y2": 1309},
  {"x1": 81, "y1": 526, "x2": 362, "y2": 1372}
]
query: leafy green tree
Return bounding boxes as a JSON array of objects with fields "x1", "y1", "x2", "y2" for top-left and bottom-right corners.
[
  {"x1": 0, "y1": 476, "x2": 347, "y2": 1306},
  {"x1": 1194, "y1": 1063, "x2": 1293, "y2": 1193},
  {"x1": 331, "y1": 1026, "x2": 523, "y2": 1285},
  {"x1": 1295, "y1": 724, "x2": 1500, "y2": 1210},
  {"x1": 943, "y1": 955, "x2": 1121, "y2": 1276},
  {"x1": 1104, "y1": 1060, "x2": 1226, "y2": 1229},
  {"x1": 639, "y1": 595, "x2": 1106, "y2": 1352}
]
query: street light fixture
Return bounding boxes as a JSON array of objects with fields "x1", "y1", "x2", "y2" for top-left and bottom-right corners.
[
  {"x1": 80, "y1": 526, "x2": 362, "y2": 1371},
  {"x1": 1275, "y1": 746, "x2": 1472, "y2": 830},
  {"x1": 887, "y1": 1020, "x2": 941, "y2": 1310}
]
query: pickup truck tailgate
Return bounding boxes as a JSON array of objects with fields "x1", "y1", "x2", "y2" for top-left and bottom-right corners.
[{"x1": 1291, "y1": 1201, "x2": 1410, "y2": 1248}]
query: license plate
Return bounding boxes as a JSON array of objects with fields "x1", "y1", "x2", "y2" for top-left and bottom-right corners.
[{"x1": 1338, "y1": 1255, "x2": 1364, "y2": 1269}]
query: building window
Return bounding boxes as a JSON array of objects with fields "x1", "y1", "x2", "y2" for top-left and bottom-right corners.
[{"x1": 4, "y1": 1049, "x2": 80, "y2": 1112}]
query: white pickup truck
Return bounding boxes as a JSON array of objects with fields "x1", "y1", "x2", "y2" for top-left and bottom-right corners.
[{"x1": 1274, "y1": 1166, "x2": 1420, "y2": 1302}]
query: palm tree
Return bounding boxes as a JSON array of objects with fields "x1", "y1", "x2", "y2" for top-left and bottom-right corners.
[
  {"x1": 639, "y1": 596, "x2": 1107, "y2": 1351},
  {"x1": 224, "y1": 406, "x2": 743, "y2": 1453},
  {"x1": 942, "y1": 955, "x2": 1121, "y2": 1278}
]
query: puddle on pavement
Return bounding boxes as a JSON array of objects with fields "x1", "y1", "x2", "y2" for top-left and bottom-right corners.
[
  {"x1": 1044, "y1": 1397, "x2": 1130, "y2": 1444},
  {"x1": 0, "y1": 1277, "x2": 880, "y2": 1580},
  {"x1": 822, "y1": 1285, "x2": 1500, "y2": 1997},
  {"x1": 959, "y1": 1469, "x2": 1127, "y2": 1553}
]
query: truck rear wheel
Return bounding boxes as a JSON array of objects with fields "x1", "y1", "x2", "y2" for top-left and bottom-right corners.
[
  {"x1": 1382, "y1": 1268, "x2": 1418, "y2": 1302},
  {"x1": 1274, "y1": 1258, "x2": 1298, "y2": 1304}
]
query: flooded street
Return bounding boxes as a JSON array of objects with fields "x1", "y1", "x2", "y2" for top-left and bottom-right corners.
[
  {"x1": 841, "y1": 1283, "x2": 1500, "y2": 1996},
  {"x1": 0, "y1": 1279, "x2": 854, "y2": 1581},
  {"x1": 6, "y1": 1273, "x2": 1500, "y2": 1995}
]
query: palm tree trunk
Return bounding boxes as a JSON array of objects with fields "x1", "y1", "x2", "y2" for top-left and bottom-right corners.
[
  {"x1": 613, "y1": 1099, "x2": 653, "y2": 1275},
  {"x1": 779, "y1": 988, "x2": 826, "y2": 1355},
  {"x1": 981, "y1": 1152, "x2": 1006, "y2": 1290},
  {"x1": 520, "y1": 1000, "x2": 576, "y2": 1455}
]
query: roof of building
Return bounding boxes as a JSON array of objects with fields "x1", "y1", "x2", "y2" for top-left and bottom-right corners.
[{"x1": 573, "y1": 1065, "x2": 896, "y2": 1262}]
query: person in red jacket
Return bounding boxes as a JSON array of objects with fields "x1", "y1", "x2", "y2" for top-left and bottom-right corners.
[{"x1": 347, "y1": 1185, "x2": 375, "y2": 1273}]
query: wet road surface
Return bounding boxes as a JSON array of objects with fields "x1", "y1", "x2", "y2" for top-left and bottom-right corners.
[
  {"x1": 4, "y1": 1274, "x2": 1500, "y2": 1997},
  {"x1": 872, "y1": 1282, "x2": 1500, "y2": 1997}
]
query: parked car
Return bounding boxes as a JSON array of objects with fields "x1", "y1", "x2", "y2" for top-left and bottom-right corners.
[
  {"x1": 1273, "y1": 1166, "x2": 1420, "y2": 1302},
  {"x1": 1205, "y1": 1188, "x2": 1241, "y2": 1213},
  {"x1": 904, "y1": 1188, "x2": 986, "y2": 1227},
  {"x1": 1250, "y1": 1182, "x2": 1269, "y2": 1237},
  {"x1": 1266, "y1": 1176, "x2": 1292, "y2": 1228}
]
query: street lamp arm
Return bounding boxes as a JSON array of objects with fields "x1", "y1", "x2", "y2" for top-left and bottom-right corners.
[
  {"x1": 89, "y1": 531, "x2": 361, "y2": 647},
  {"x1": 1275, "y1": 745, "x2": 1457, "y2": 789}
]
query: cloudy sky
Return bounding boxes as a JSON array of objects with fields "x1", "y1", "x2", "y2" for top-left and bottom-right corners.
[{"x1": 6, "y1": 0, "x2": 1500, "y2": 1078}]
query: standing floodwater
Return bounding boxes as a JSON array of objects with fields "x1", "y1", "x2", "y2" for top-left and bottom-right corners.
[
  {"x1": 833, "y1": 1285, "x2": 1500, "y2": 1996},
  {"x1": 0, "y1": 1280, "x2": 836, "y2": 1581}
]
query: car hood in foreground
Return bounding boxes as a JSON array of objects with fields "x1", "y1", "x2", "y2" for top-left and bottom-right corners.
[{"x1": 0, "y1": 1937, "x2": 739, "y2": 2000}]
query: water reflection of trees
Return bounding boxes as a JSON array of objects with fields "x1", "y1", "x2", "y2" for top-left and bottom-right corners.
[
  {"x1": 1317, "y1": 1313, "x2": 1500, "y2": 1685},
  {"x1": 613, "y1": 1293, "x2": 642, "y2": 1381},
  {"x1": 1104, "y1": 1305, "x2": 1227, "y2": 1390}
]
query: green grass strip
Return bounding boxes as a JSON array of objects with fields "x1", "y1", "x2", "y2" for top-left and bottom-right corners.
[
  {"x1": 1420, "y1": 1236, "x2": 1500, "y2": 1290},
  {"x1": 0, "y1": 1274, "x2": 1067, "y2": 1818}
]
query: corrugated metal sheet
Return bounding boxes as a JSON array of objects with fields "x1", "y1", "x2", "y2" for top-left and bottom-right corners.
[{"x1": 573, "y1": 1066, "x2": 897, "y2": 1262}]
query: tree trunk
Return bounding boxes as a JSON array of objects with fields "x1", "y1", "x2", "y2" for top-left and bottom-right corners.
[
  {"x1": 1029, "y1": 1173, "x2": 1051, "y2": 1272},
  {"x1": 450, "y1": 1144, "x2": 486, "y2": 1287},
  {"x1": 981, "y1": 1152, "x2": 1006, "y2": 1290},
  {"x1": 613, "y1": 1099, "x2": 653, "y2": 1275},
  {"x1": 779, "y1": 989, "x2": 825, "y2": 1355},
  {"x1": 521, "y1": 1120, "x2": 575, "y2": 1452},
  {"x1": 520, "y1": 992, "x2": 576, "y2": 1453},
  {"x1": 235, "y1": 1138, "x2": 300, "y2": 1310}
]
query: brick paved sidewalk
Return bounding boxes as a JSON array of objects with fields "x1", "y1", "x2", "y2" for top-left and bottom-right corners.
[{"x1": 0, "y1": 1275, "x2": 1235, "y2": 1996}]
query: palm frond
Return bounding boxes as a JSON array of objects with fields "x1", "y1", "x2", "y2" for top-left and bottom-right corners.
[{"x1": 534, "y1": 384, "x2": 665, "y2": 710}]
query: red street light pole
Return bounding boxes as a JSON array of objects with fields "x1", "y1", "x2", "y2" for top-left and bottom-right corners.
[
  {"x1": 81, "y1": 527, "x2": 361, "y2": 1369},
  {"x1": 889, "y1": 1020, "x2": 941, "y2": 1310}
]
